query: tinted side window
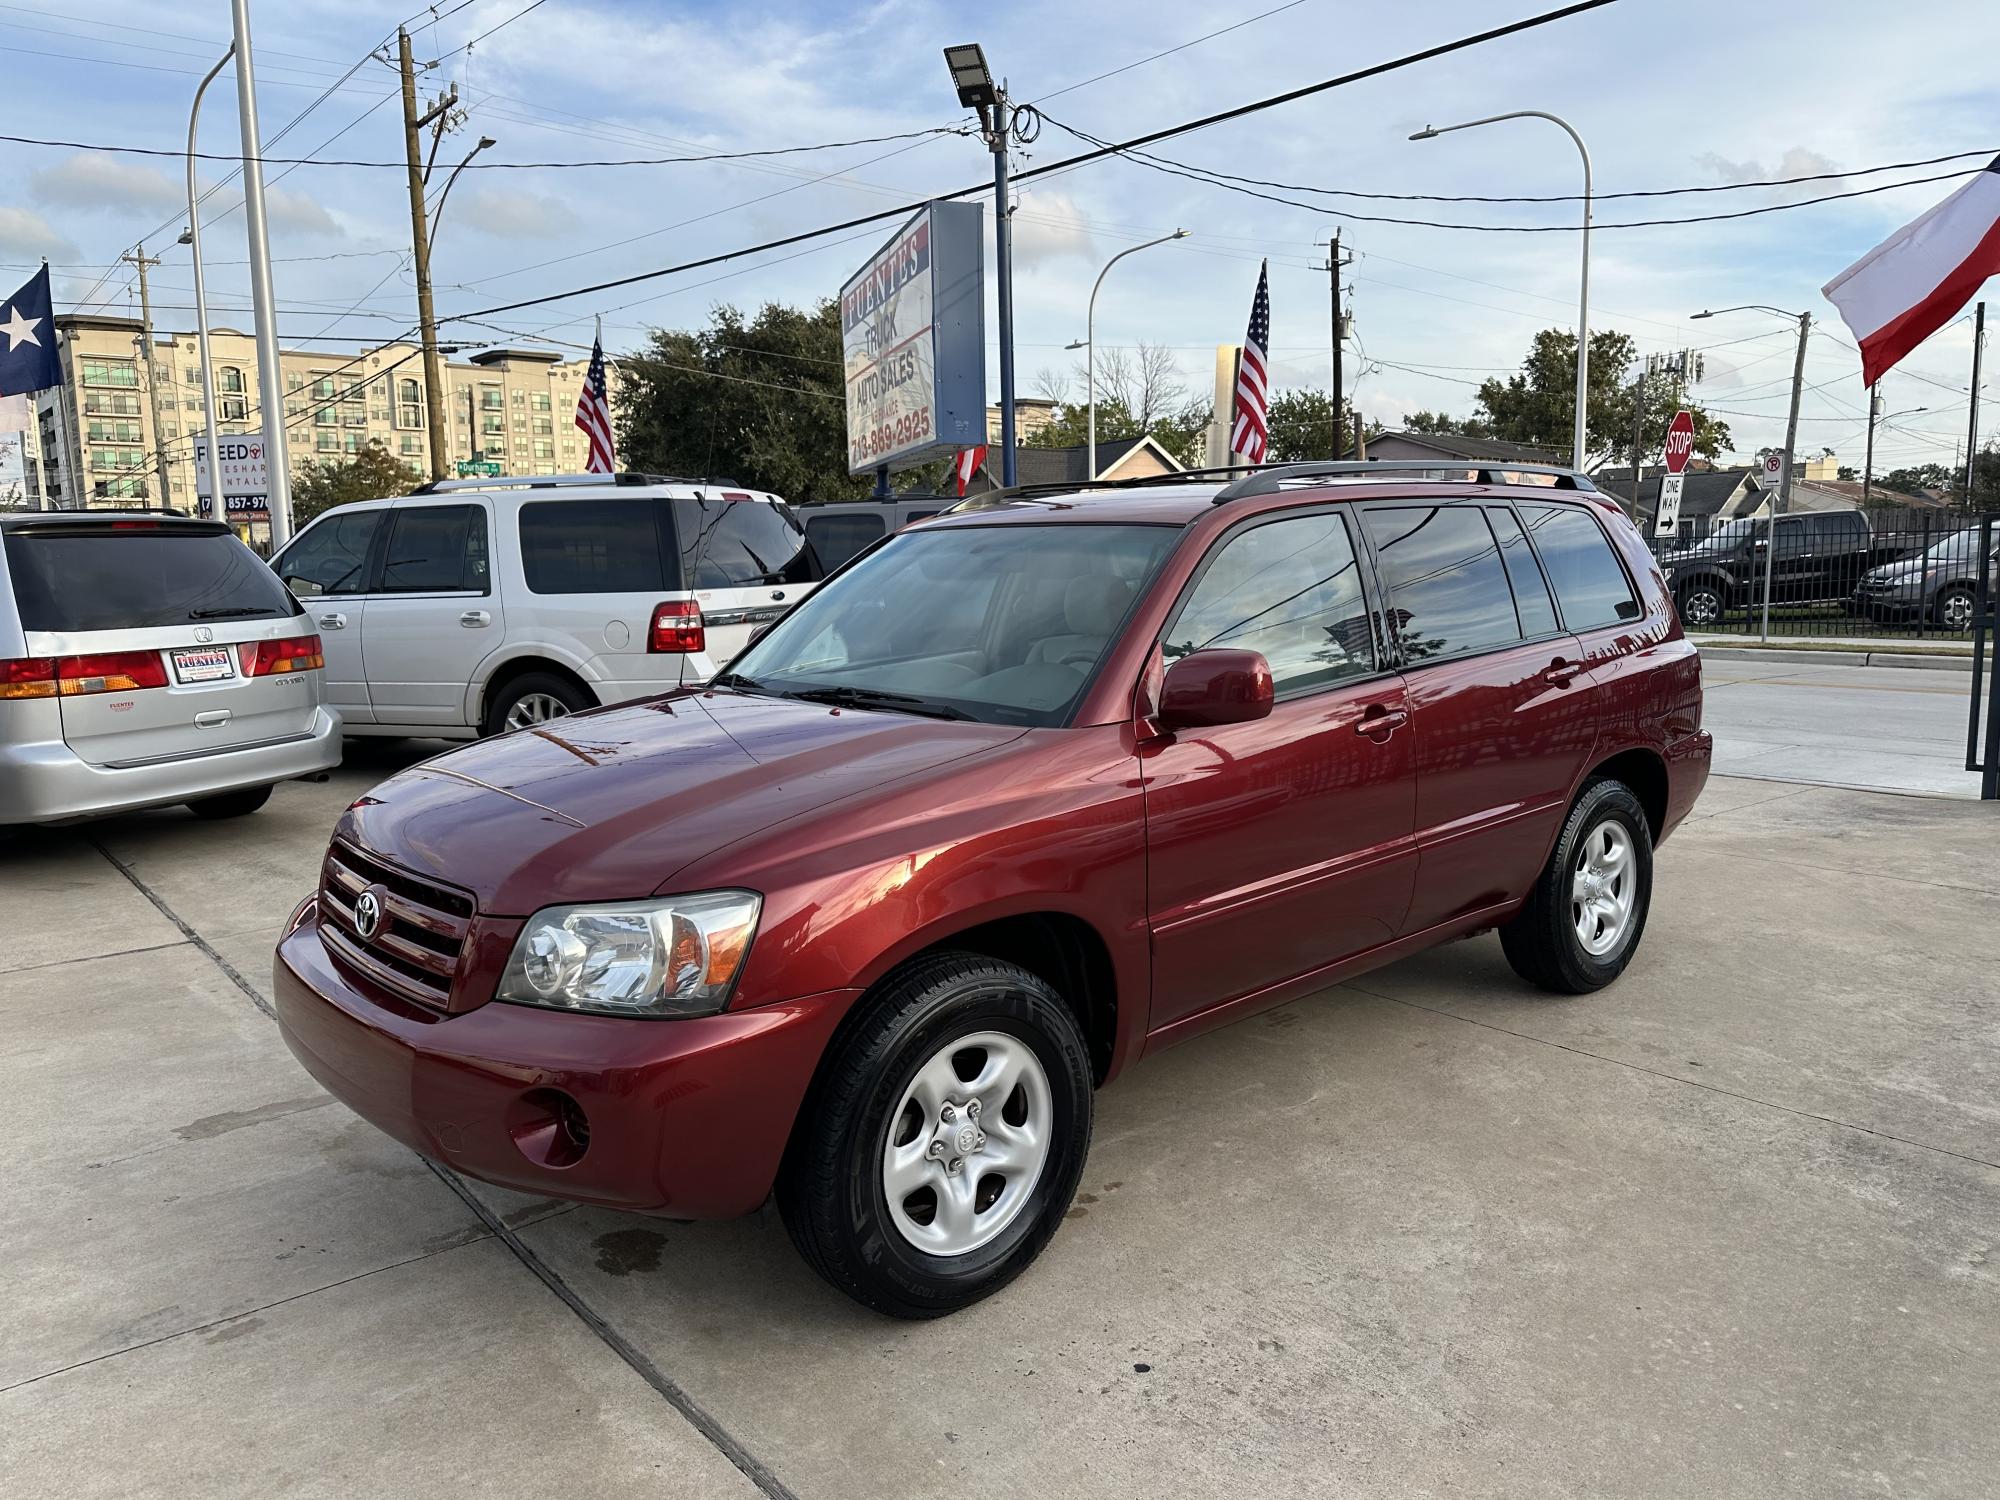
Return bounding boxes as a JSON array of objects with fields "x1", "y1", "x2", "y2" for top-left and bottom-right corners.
[
  {"x1": 1520, "y1": 504, "x2": 1640, "y2": 630},
  {"x1": 675, "y1": 498, "x2": 814, "y2": 587},
  {"x1": 1487, "y1": 506, "x2": 1559, "y2": 638},
  {"x1": 804, "y1": 513, "x2": 886, "y2": 572},
  {"x1": 1812, "y1": 510, "x2": 1866, "y2": 542},
  {"x1": 276, "y1": 509, "x2": 382, "y2": 596},
  {"x1": 1167, "y1": 511, "x2": 1375, "y2": 693},
  {"x1": 379, "y1": 504, "x2": 487, "y2": 593},
  {"x1": 1362, "y1": 505, "x2": 1520, "y2": 662},
  {"x1": 520, "y1": 500, "x2": 668, "y2": 594}
]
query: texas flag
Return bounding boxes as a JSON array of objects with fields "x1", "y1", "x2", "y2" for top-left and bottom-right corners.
[
  {"x1": 0, "y1": 266, "x2": 62, "y2": 397},
  {"x1": 1823, "y1": 154, "x2": 2000, "y2": 387}
]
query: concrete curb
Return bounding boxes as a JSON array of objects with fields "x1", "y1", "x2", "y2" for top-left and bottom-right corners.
[{"x1": 1697, "y1": 645, "x2": 1976, "y2": 673}]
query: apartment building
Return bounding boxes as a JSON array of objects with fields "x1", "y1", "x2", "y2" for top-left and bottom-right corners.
[{"x1": 26, "y1": 314, "x2": 618, "y2": 543}]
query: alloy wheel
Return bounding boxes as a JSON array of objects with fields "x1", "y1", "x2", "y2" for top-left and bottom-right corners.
[
  {"x1": 1571, "y1": 820, "x2": 1635, "y2": 958},
  {"x1": 1679, "y1": 588, "x2": 1721, "y2": 628},
  {"x1": 1939, "y1": 589, "x2": 1976, "y2": 633},
  {"x1": 882, "y1": 1031, "x2": 1052, "y2": 1257},
  {"x1": 504, "y1": 692, "x2": 573, "y2": 731}
]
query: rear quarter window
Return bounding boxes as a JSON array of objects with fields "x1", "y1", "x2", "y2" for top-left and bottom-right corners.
[
  {"x1": 803, "y1": 512, "x2": 887, "y2": 572},
  {"x1": 519, "y1": 499, "x2": 673, "y2": 593},
  {"x1": 4, "y1": 526, "x2": 301, "y2": 632},
  {"x1": 1520, "y1": 503, "x2": 1641, "y2": 630},
  {"x1": 674, "y1": 497, "x2": 815, "y2": 588}
]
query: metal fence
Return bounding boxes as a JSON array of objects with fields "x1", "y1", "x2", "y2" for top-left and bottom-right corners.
[{"x1": 1641, "y1": 508, "x2": 2000, "y2": 639}]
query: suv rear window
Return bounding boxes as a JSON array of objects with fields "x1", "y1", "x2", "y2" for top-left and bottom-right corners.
[
  {"x1": 520, "y1": 499, "x2": 676, "y2": 593},
  {"x1": 1519, "y1": 503, "x2": 1640, "y2": 630},
  {"x1": 803, "y1": 512, "x2": 886, "y2": 572},
  {"x1": 674, "y1": 497, "x2": 816, "y2": 588},
  {"x1": 4, "y1": 525, "x2": 301, "y2": 632}
]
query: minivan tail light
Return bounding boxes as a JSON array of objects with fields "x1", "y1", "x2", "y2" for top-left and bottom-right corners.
[
  {"x1": 0, "y1": 657, "x2": 58, "y2": 699},
  {"x1": 649, "y1": 600, "x2": 705, "y2": 654},
  {"x1": 237, "y1": 634, "x2": 325, "y2": 676},
  {"x1": 55, "y1": 650, "x2": 169, "y2": 695}
]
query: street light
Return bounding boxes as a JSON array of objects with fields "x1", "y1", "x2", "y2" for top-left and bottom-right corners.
[
  {"x1": 430, "y1": 136, "x2": 497, "y2": 242},
  {"x1": 183, "y1": 44, "x2": 234, "y2": 531},
  {"x1": 1413, "y1": 111, "x2": 1592, "y2": 470},
  {"x1": 1071, "y1": 230, "x2": 1188, "y2": 480},
  {"x1": 1864, "y1": 400, "x2": 1927, "y2": 505},
  {"x1": 944, "y1": 43, "x2": 1019, "y2": 488},
  {"x1": 1692, "y1": 304, "x2": 1813, "y2": 641}
]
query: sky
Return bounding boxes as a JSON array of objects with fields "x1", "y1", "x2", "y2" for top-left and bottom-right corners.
[{"x1": 2, "y1": 0, "x2": 1996, "y2": 478}]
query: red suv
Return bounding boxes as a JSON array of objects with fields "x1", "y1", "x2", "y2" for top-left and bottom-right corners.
[{"x1": 276, "y1": 464, "x2": 1709, "y2": 1317}]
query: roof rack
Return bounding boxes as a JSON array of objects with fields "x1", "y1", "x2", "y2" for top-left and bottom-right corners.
[
  {"x1": 1211, "y1": 461, "x2": 1598, "y2": 503},
  {"x1": 953, "y1": 466, "x2": 1255, "y2": 510},
  {"x1": 410, "y1": 471, "x2": 743, "y2": 494}
]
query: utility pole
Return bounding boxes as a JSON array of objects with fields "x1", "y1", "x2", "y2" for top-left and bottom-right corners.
[
  {"x1": 1864, "y1": 390, "x2": 1880, "y2": 507},
  {"x1": 1964, "y1": 300, "x2": 1985, "y2": 509},
  {"x1": 397, "y1": 28, "x2": 455, "y2": 481},
  {"x1": 1760, "y1": 311, "x2": 1812, "y2": 642},
  {"x1": 121, "y1": 245, "x2": 174, "y2": 511},
  {"x1": 1321, "y1": 234, "x2": 1349, "y2": 456},
  {"x1": 1630, "y1": 373, "x2": 1644, "y2": 523},
  {"x1": 987, "y1": 94, "x2": 1017, "y2": 487}
]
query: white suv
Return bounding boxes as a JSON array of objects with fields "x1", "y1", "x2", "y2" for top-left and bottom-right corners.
[{"x1": 269, "y1": 473, "x2": 818, "y2": 738}]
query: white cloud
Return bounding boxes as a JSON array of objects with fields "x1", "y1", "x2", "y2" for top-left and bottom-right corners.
[
  {"x1": 28, "y1": 152, "x2": 342, "y2": 239},
  {"x1": 452, "y1": 184, "x2": 573, "y2": 240},
  {"x1": 0, "y1": 205, "x2": 80, "y2": 266},
  {"x1": 1011, "y1": 189, "x2": 1094, "y2": 267}
]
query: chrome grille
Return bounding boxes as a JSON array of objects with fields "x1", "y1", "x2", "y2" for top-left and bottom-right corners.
[{"x1": 318, "y1": 839, "x2": 474, "y2": 1010}]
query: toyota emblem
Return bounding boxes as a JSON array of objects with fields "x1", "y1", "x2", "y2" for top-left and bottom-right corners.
[
  {"x1": 193, "y1": 625, "x2": 214, "y2": 643},
  {"x1": 353, "y1": 887, "x2": 385, "y2": 941}
]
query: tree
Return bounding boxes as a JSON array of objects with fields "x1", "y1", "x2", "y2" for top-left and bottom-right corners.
[
  {"x1": 291, "y1": 445, "x2": 420, "y2": 526},
  {"x1": 1022, "y1": 392, "x2": 1212, "y2": 468},
  {"x1": 621, "y1": 300, "x2": 897, "y2": 501},
  {"x1": 1266, "y1": 389, "x2": 1353, "y2": 462},
  {"x1": 1461, "y1": 328, "x2": 1730, "y2": 470},
  {"x1": 1876, "y1": 462, "x2": 1953, "y2": 499},
  {"x1": 1402, "y1": 409, "x2": 1492, "y2": 438}
]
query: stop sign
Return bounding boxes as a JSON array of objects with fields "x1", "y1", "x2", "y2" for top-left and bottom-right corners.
[{"x1": 1663, "y1": 409, "x2": 1695, "y2": 475}]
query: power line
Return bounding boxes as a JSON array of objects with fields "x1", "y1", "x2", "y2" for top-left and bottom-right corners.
[
  {"x1": 0, "y1": 126, "x2": 975, "y2": 170},
  {"x1": 433, "y1": 0, "x2": 1629, "y2": 325}
]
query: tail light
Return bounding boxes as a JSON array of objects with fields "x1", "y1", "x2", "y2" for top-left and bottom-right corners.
[
  {"x1": 237, "y1": 634, "x2": 325, "y2": 676},
  {"x1": 648, "y1": 600, "x2": 705, "y2": 654},
  {"x1": 1, "y1": 651, "x2": 173, "y2": 697}
]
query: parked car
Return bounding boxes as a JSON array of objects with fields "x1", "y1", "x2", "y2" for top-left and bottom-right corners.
[
  {"x1": 1658, "y1": 508, "x2": 1906, "y2": 627},
  {"x1": 267, "y1": 473, "x2": 818, "y2": 738},
  {"x1": 1, "y1": 511, "x2": 340, "y2": 825},
  {"x1": 1852, "y1": 525, "x2": 1999, "y2": 631},
  {"x1": 796, "y1": 497, "x2": 952, "y2": 572},
  {"x1": 274, "y1": 463, "x2": 1710, "y2": 1317}
]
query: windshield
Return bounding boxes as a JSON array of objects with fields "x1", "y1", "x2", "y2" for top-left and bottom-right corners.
[
  {"x1": 1918, "y1": 528, "x2": 1996, "y2": 563},
  {"x1": 721, "y1": 523, "x2": 1180, "y2": 726},
  {"x1": 1683, "y1": 517, "x2": 1760, "y2": 550}
]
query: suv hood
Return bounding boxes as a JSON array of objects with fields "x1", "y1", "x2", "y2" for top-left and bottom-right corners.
[{"x1": 338, "y1": 690, "x2": 1027, "y2": 914}]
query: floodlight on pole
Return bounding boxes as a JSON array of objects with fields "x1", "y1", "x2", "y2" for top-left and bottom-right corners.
[
  {"x1": 943, "y1": 44, "x2": 997, "y2": 110},
  {"x1": 945, "y1": 42, "x2": 1019, "y2": 486}
]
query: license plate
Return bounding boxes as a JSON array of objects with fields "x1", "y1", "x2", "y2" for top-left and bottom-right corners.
[{"x1": 171, "y1": 646, "x2": 236, "y2": 683}]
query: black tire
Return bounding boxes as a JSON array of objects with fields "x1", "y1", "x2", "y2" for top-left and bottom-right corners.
[
  {"x1": 1674, "y1": 582, "x2": 1724, "y2": 630},
  {"x1": 185, "y1": 784, "x2": 274, "y2": 820},
  {"x1": 481, "y1": 671, "x2": 594, "y2": 738},
  {"x1": 777, "y1": 952, "x2": 1094, "y2": 1319},
  {"x1": 1500, "y1": 778, "x2": 1654, "y2": 994}
]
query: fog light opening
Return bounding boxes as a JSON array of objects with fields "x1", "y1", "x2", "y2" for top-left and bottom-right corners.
[{"x1": 506, "y1": 1087, "x2": 590, "y2": 1169}]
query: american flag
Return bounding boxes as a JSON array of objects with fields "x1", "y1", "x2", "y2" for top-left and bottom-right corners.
[
  {"x1": 1229, "y1": 260, "x2": 1271, "y2": 465},
  {"x1": 575, "y1": 331, "x2": 617, "y2": 473}
]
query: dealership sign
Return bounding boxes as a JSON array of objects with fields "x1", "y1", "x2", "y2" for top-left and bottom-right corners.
[
  {"x1": 193, "y1": 431, "x2": 270, "y2": 516},
  {"x1": 840, "y1": 201, "x2": 986, "y2": 474}
]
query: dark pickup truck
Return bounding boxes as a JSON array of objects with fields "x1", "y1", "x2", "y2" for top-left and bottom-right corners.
[{"x1": 1656, "y1": 509, "x2": 1911, "y2": 628}]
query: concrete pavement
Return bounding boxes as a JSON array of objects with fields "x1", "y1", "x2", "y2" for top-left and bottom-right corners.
[{"x1": 3, "y1": 746, "x2": 1996, "y2": 1498}]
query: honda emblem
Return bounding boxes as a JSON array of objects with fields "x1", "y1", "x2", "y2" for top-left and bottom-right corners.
[{"x1": 193, "y1": 625, "x2": 214, "y2": 643}]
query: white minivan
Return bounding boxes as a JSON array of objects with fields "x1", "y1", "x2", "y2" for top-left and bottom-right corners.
[{"x1": 268, "y1": 474, "x2": 819, "y2": 738}]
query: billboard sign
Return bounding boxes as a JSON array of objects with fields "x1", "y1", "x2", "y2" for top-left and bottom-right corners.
[
  {"x1": 840, "y1": 201, "x2": 986, "y2": 475},
  {"x1": 194, "y1": 431, "x2": 270, "y2": 516}
]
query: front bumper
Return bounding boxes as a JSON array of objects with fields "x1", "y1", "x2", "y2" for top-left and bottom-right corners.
[
  {"x1": 0, "y1": 705, "x2": 342, "y2": 826},
  {"x1": 274, "y1": 903, "x2": 859, "y2": 1218}
]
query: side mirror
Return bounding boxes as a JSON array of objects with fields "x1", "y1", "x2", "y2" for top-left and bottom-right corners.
[{"x1": 1157, "y1": 649, "x2": 1274, "y2": 732}]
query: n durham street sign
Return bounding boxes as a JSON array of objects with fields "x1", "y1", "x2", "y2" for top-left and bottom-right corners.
[{"x1": 840, "y1": 201, "x2": 986, "y2": 475}]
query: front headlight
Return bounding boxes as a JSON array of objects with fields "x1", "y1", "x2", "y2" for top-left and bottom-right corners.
[{"x1": 496, "y1": 891, "x2": 762, "y2": 1018}]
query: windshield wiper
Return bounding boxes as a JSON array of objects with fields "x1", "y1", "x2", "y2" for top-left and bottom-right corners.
[
  {"x1": 783, "y1": 685, "x2": 975, "y2": 721},
  {"x1": 188, "y1": 606, "x2": 280, "y2": 620},
  {"x1": 708, "y1": 670, "x2": 769, "y2": 695}
]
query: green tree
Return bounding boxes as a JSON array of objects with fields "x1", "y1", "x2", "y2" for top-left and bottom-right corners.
[
  {"x1": 1023, "y1": 393, "x2": 1212, "y2": 468},
  {"x1": 1401, "y1": 409, "x2": 1493, "y2": 438},
  {"x1": 291, "y1": 445, "x2": 420, "y2": 526},
  {"x1": 620, "y1": 300, "x2": 890, "y2": 501},
  {"x1": 1875, "y1": 462, "x2": 1953, "y2": 499},
  {"x1": 1461, "y1": 329, "x2": 1730, "y2": 470},
  {"x1": 1265, "y1": 388, "x2": 1353, "y2": 462}
]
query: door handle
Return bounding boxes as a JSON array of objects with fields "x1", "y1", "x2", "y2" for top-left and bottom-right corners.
[
  {"x1": 1542, "y1": 658, "x2": 1580, "y2": 688},
  {"x1": 460, "y1": 609, "x2": 491, "y2": 628},
  {"x1": 317, "y1": 612, "x2": 347, "y2": 630},
  {"x1": 1355, "y1": 705, "x2": 1409, "y2": 740}
]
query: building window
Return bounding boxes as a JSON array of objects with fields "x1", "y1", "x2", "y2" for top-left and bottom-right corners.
[
  {"x1": 480, "y1": 386, "x2": 503, "y2": 411},
  {"x1": 315, "y1": 408, "x2": 336, "y2": 428},
  {"x1": 185, "y1": 366, "x2": 201, "y2": 386},
  {"x1": 220, "y1": 366, "x2": 244, "y2": 394},
  {"x1": 401, "y1": 434, "x2": 423, "y2": 456},
  {"x1": 317, "y1": 432, "x2": 338, "y2": 452},
  {"x1": 512, "y1": 415, "x2": 526, "y2": 432},
  {"x1": 313, "y1": 376, "x2": 337, "y2": 400},
  {"x1": 82, "y1": 360, "x2": 139, "y2": 388},
  {"x1": 344, "y1": 434, "x2": 365, "y2": 453},
  {"x1": 531, "y1": 392, "x2": 551, "y2": 413},
  {"x1": 510, "y1": 390, "x2": 525, "y2": 407},
  {"x1": 532, "y1": 440, "x2": 553, "y2": 460},
  {"x1": 287, "y1": 371, "x2": 304, "y2": 391},
  {"x1": 153, "y1": 363, "x2": 174, "y2": 385},
  {"x1": 397, "y1": 379, "x2": 424, "y2": 429}
]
